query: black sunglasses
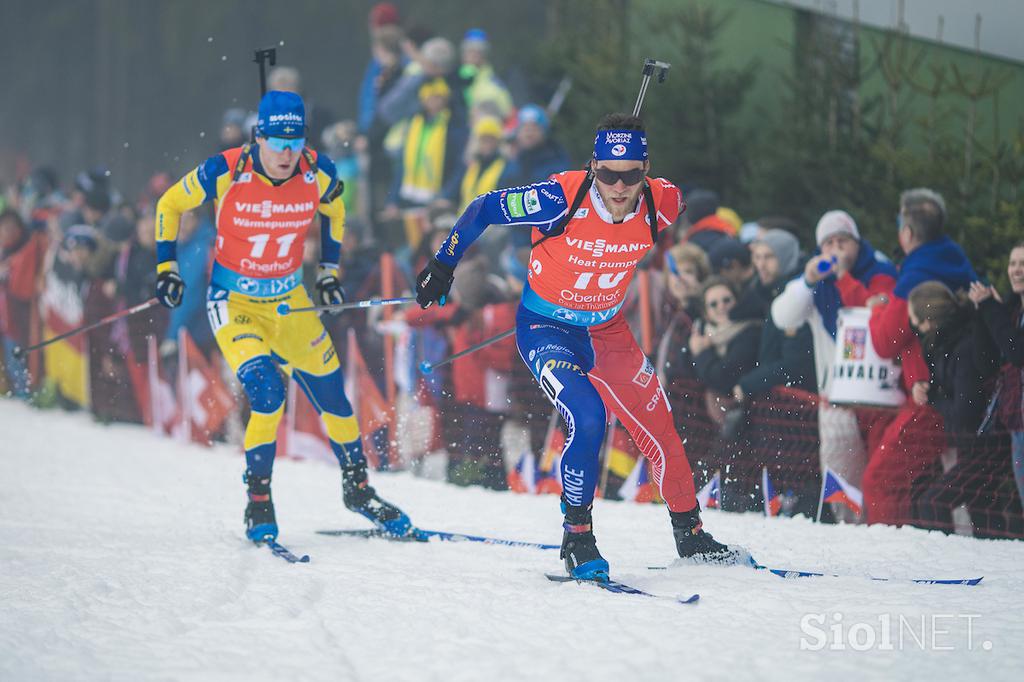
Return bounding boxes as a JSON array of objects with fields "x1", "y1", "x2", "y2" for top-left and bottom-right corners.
[
  {"x1": 706, "y1": 296, "x2": 734, "y2": 309},
  {"x1": 593, "y1": 166, "x2": 645, "y2": 186}
]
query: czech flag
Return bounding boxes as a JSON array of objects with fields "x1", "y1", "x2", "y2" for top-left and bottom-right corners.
[
  {"x1": 536, "y1": 422, "x2": 565, "y2": 495},
  {"x1": 620, "y1": 456, "x2": 654, "y2": 503},
  {"x1": 762, "y1": 467, "x2": 782, "y2": 517},
  {"x1": 818, "y1": 466, "x2": 863, "y2": 520},
  {"x1": 696, "y1": 471, "x2": 721, "y2": 510},
  {"x1": 507, "y1": 452, "x2": 539, "y2": 494}
]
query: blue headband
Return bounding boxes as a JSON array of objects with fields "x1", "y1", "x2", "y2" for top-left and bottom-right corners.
[{"x1": 593, "y1": 129, "x2": 648, "y2": 161}]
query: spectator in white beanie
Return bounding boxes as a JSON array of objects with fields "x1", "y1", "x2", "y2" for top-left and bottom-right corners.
[
  {"x1": 771, "y1": 210, "x2": 898, "y2": 521},
  {"x1": 815, "y1": 209, "x2": 859, "y2": 246}
]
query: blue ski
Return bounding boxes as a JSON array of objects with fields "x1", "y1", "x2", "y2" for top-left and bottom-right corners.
[
  {"x1": 546, "y1": 573, "x2": 699, "y2": 605},
  {"x1": 648, "y1": 556, "x2": 982, "y2": 585},
  {"x1": 316, "y1": 528, "x2": 560, "y2": 550},
  {"x1": 316, "y1": 528, "x2": 428, "y2": 543},
  {"x1": 261, "y1": 538, "x2": 310, "y2": 564},
  {"x1": 747, "y1": 557, "x2": 982, "y2": 585}
]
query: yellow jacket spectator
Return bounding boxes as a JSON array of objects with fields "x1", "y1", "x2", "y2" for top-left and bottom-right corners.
[
  {"x1": 450, "y1": 116, "x2": 507, "y2": 212},
  {"x1": 458, "y1": 28, "x2": 513, "y2": 119},
  {"x1": 387, "y1": 78, "x2": 468, "y2": 209}
]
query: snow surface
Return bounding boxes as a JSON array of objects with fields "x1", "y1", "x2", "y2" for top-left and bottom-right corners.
[{"x1": 2, "y1": 399, "x2": 1023, "y2": 681}]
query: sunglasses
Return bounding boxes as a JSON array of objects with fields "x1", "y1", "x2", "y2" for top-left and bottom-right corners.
[
  {"x1": 263, "y1": 136, "x2": 306, "y2": 153},
  {"x1": 593, "y1": 166, "x2": 645, "y2": 186},
  {"x1": 706, "y1": 296, "x2": 734, "y2": 309}
]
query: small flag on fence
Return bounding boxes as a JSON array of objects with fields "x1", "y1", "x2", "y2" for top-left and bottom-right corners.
[
  {"x1": 620, "y1": 456, "x2": 654, "y2": 503},
  {"x1": 696, "y1": 470, "x2": 721, "y2": 510},
  {"x1": 508, "y1": 452, "x2": 539, "y2": 494},
  {"x1": 536, "y1": 423, "x2": 565, "y2": 495},
  {"x1": 179, "y1": 329, "x2": 235, "y2": 444},
  {"x1": 763, "y1": 466, "x2": 782, "y2": 517},
  {"x1": 817, "y1": 466, "x2": 863, "y2": 521}
]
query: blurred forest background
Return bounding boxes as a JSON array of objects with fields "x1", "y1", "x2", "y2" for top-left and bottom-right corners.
[{"x1": 1, "y1": 0, "x2": 1021, "y2": 284}]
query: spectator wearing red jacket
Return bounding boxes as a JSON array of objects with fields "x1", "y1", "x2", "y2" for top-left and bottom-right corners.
[
  {"x1": 405, "y1": 255, "x2": 517, "y2": 489},
  {"x1": 863, "y1": 188, "x2": 978, "y2": 525},
  {"x1": 0, "y1": 209, "x2": 46, "y2": 397}
]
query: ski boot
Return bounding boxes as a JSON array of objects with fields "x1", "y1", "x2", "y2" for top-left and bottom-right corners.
[
  {"x1": 671, "y1": 505, "x2": 746, "y2": 565},
  {"x1": 243, "y1": 471, "x2": 278, "y2": 543},
  {"x1": 560, "y1": 497, "x2": 609, "y2": 581},
  {"x1": 341, "y1": 464, "x2": 418, "y2": 539}
]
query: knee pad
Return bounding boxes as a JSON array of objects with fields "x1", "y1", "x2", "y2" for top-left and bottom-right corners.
[{"x1": 237, "y1": 355, "x2": 286, "y2": 414}]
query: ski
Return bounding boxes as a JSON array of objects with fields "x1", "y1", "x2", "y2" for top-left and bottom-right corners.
[
  {"x1": 261, "y1": 538, "x2": 310, "y2": 564},
  {"x1": 647, "y1": 555, "x2": 982, "y2": 585},
  {"x1": 316, "y1": 528, "x2": 560, "y2": 550},
  {"x1": 316, "y1": 528, "x2": 428, "y2": 543},
  {"x1": 747, "y1": 557, "x2": 982, "y2": 585},
  {"x1": 546, "y1": 573, "x2": 699, "y2": 605}
]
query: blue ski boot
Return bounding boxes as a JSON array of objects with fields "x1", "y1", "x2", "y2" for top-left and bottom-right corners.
[
  {"x1": 342, "y1": 464, "x2": 416, "y2": 538},
  {"x1": 243, "y1": 471, "x2": 278, "y2": 542},
  {"x1": 671, "y1": 505, "x2": 745, "y2": 565},
  {"x1": 560, "y1": 498, "x2": 609, "y2": 581}
]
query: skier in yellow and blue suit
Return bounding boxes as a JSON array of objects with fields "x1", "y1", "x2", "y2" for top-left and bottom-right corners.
[{"x1": 154, "y1": 90, "x2": 417, "y2": 542}]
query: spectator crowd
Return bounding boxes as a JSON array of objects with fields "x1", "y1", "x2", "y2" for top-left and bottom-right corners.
[{"x1": 1, "y1": 3, "x2": 1022, "y2": 539}]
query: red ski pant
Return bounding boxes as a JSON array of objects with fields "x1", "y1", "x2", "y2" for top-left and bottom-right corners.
[
  {"x1": 516, "y1": 307, "x2": 698, "y2": 512},
  {"x1": 862, "y1": 403, "x2": 946, "y2": 525}
]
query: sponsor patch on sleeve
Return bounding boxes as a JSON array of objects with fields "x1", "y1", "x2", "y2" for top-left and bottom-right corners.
[
  {"x1": 506, "y1": 192, "x2": 525, "y2": 218},
  {"x1": 524, "y1": 188, "x2": 541, "y2": 214}
]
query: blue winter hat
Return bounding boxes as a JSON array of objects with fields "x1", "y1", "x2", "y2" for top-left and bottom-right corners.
[
  {"x1": 517, "y1": 104, "x2": 549, "y2": 132},
  {"x1": 64, "y1": 224, "x2": 99, "y2": 251},
  {"x1": 463, "y1": 28, "x2": 488, "y2": 44},
  {"x1": 256, "y1": 90, "x2": 306, "y2": 138}
]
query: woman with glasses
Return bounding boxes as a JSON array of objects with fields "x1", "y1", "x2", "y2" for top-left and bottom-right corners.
[
  {"x1": 655, "y1": 243, "x2": 709, "y2": 386},
  {"x1": 415, "y1": 112, "x2": 744, "y2": 582},
  {"x1": 153, "y1": 90, "x2": 418, "y2": 546},
  {"x1": 691, "y1": 279, "x2": 761, "y2": 419}
]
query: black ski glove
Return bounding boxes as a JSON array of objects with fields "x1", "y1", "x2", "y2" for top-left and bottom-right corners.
[
  {"x1": 315, "y1": 265, "x2": 346, "y2": 314},
  {"x1": 415, "y1": 258, "x2": 455, "y2": 309},
  {"x1": 156, "y1": 268, "x2": 185, "y2": 308}
]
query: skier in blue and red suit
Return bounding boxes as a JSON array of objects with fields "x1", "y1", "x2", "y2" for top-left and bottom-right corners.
[{"x1": 415, "y1": 113, "x2": 744, "y2": 580}]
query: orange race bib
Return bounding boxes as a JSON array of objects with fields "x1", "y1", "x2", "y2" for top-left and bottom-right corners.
[
  {"x1": 523, "y1": 171, "x2": 681, "y2": 324},
  {"x1": 213, "y1": 149, "x2": 320, "y2": 280}
]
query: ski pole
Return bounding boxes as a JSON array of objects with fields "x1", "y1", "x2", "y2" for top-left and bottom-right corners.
[
  {"x1": 277, "y1": 296, "x2": 416, "y2": 316},
  {"x1": 13, "y1": 297, "x2": 160, "y2": 359},
  {"x1": 253, "y1": 47, "x2": 277, "y2": 97},
  {"x1": 633, "y1": 58, "x2": 671, "y2": 117},
  {"x1": 250, "y1": 47, "x2": 277, "y2": 143},
  {"x1": 546, "y1": 76, "x2": 573, "y2": 119},
  {"x1": 418, "y1": 327, "x2": 516, "y2": 375}
]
